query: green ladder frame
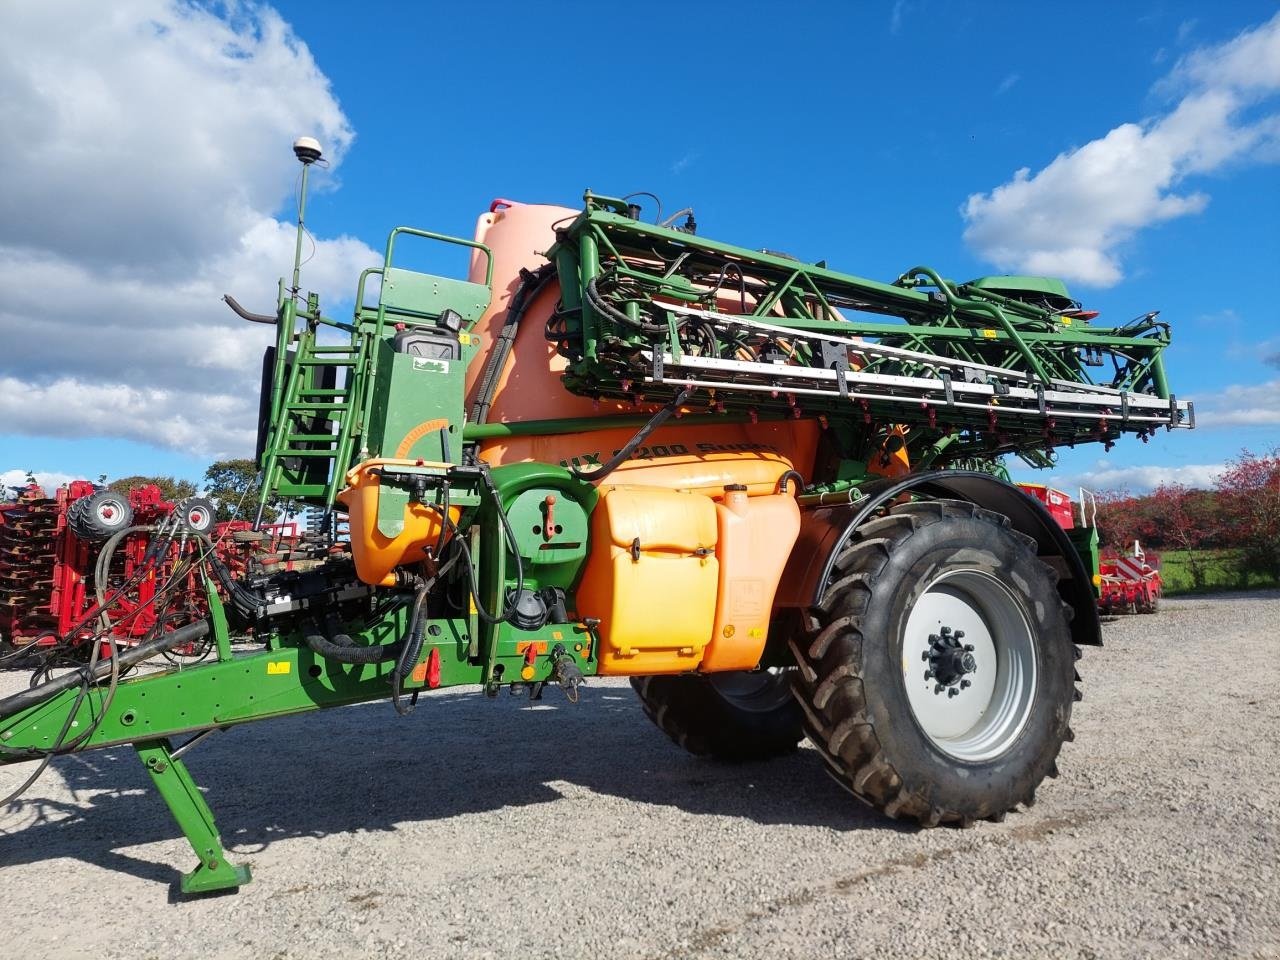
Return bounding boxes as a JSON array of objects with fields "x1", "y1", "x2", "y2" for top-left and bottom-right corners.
[{"x1": 258, "y1": 229, "x2": 492, "y2": 511}]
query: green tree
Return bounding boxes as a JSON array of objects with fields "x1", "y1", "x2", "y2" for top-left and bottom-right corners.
[
  {"x1": 203, "y1": 458, "x2": 277, "y2": 523},
  {"x1": 107, "y1": 475, "x2": 198, "y2": 503}
]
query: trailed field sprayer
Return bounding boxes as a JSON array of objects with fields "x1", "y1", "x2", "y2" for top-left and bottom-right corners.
[{"x1": 0, "y1": 139, "x2": 1193, "y2": 894}]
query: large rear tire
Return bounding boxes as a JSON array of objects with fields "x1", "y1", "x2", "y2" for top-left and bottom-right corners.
[
  {"x1": 631, "y1": 671, "x2": 804, "y2": 762},
  {"x1": 789, "y1": 499, "x2": 1079, "y2": 826}
]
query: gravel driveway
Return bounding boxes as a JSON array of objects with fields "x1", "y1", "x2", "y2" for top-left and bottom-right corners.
[{"x1": 2, "y1": 592, "x2": 1277, "y2": 960}]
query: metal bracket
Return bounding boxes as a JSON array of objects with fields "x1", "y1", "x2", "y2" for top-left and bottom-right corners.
[{"x1": 135, "y1": 739, "x2": 251, "y2": 895}]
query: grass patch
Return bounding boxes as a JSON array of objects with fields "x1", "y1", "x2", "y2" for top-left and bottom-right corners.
[{"x1": 1157, "y1": 548, "x2": 1280, "y2": 595}]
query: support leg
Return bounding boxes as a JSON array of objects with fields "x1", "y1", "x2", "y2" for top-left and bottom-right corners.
[{"x1": 134, "y1": 739, "x2": 251, "y2": 894}]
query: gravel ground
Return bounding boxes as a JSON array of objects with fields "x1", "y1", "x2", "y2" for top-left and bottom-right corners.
[{"x1": 1, "y1": 591, "x2": 1277, "y2": 960}]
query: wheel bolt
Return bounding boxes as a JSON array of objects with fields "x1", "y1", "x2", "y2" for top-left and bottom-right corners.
[
  {"x1": 924, "y1": 669, "x2": 934, "y2": 680},
  {"x1": 964, "y1": 644, "x2": 974, "y2": 652},
  {"x1": 934, "y1": 683, "x2": 944, "y2": 695},
  {"x1": 948, "y1": 687, "x2": 959, "y2": 698},
  {"x1": 960, "y1": 679, "x2": 971, "y2": 690}
]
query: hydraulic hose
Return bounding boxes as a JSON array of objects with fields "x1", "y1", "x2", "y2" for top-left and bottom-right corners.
[
  {"x1": 570, "y1": 387, "x2": 693, "y2": 482},
  {"x1": 585, "y1": 276, "x2": 669, "y2": 337},
  {"x1": 303, "y1": 621, "x2": 403, "y2": 665},
  {"x1": 470, "y1": 264, "x2": 556, "y2": 425},
  {"x1": 0, "y1": 620, "x2": 209, "y2": 722}
]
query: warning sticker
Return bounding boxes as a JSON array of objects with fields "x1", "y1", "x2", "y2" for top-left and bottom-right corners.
[{"x1": 730, "y1": 580, "x2": 766, "y2": 619}]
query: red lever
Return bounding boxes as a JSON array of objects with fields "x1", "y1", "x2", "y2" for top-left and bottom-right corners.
[{"x1": 542, "y1": 495, "x2": 557, "y2": 542}]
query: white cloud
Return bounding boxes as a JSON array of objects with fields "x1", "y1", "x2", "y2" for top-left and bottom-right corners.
[
  {"x1": 995, "y1": 73, "x2": 1020, "y2": 96},
  {"x1": 1027, "y1": 461, "x2": 1226, "y2": 494},
  {"x1": 963, "y1": 12, "x2": 1280, "y2": 286},
  {"x1": 0, "y1": 376, "x2": 256, "y2": 456},
  {"x1": 890, "y1": 0, "x2": 907, "y2": 35},
  {"x1": 1192, "y1": 378, "x2": 1280, "y2": 427},
  {"x1": 0, "y1": 1, "x2": 379, "y2": 458},
  {"x1": 0, "y1": 469, "x2": 79, "y2": 495}
]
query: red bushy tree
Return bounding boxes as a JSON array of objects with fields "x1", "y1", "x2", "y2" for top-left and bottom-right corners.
[
  {"x1": 1147, "y1": 483, "x2": 1221, "y2": 588},
  {"x1": 1215, "y1": 447, "x2": 1280, "y2": 581}
]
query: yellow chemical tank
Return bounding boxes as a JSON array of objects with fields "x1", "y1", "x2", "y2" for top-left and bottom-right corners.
[
  {"x1": 337, "y1": 459, "x2": 460, "y2": 585},
  {"x1": 702, "y1": 485, "x2": 802, "y2": 672},
  {"x1": 576, "y1": 486, "x2": 719, "y2": 675}
]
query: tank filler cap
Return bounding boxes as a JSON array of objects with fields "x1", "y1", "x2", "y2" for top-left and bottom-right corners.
[{"x1": 293, "y1": 136, "x2": 323, "y2": 164}]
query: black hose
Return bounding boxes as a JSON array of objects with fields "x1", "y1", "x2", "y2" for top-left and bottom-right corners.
[
  {"x1": 222, "y1": 294, "x2": 277, "y2": 325},
  {"x1": 0, "y1": 621, "x2": 209, "y2": 722},
  {"x1": 585, "y1": 276, "x2": 669, "y2": 337},
  {"x1": 470, "y1": 264, "x2": 556, "y2": 425},
  {"x1": 303, "y1": 623, "x2": 404, "y2": 665},
  {"x1": 778, "y1": 470, "x2": 806, "y2": 495},
  {"x1": 570, "y1": 387, "x2": 693, "y2": 482},
  {"x1": 391, "y1": 583, "x2": 431, "y2": 716}
]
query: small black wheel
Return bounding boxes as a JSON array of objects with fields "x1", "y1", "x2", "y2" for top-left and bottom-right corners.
[
  {"x1": 790, "y1": 499, "x2": 1079, "y2": 826},
  {"x1": 631, "y1": 670, "x2": 804, "y2": 762},
  {"x1": 68, "y1": 490, "x2": 134, "y2": 541},
  {"x1": 177, "y1": 497, "x2": 217, "y2": 534}
]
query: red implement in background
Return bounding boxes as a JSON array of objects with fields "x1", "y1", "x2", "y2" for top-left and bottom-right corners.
[
  {"x1": 0, "y1": 482, "x2": 308, "y2": 655},
  {"x1": 1099, "y1": 543, "x2": 1162, "y2": 615}
]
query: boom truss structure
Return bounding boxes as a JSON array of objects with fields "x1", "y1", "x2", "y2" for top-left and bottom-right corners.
[{"x1": 547, "y1": 193, "x2": 1191, "y2": 466}]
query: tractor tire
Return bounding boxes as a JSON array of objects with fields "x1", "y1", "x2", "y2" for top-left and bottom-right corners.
[
  {"x1": 790, "y1": 499, "x2": 1079, "y2": 827},
  {"x1": 631, "y1": 671, "x2": 804, "y2": 762},
  {"x1": 68, "y1": 490, "x2": 134, "y2": 541}
]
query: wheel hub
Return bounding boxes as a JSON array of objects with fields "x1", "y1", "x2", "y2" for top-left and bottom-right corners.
[
  {"x1": 901, "y1": 570, "x2": 1038, "y2": 762},
  {"x1": 922, "y1": 626, "x2": 977, "y2": 697}
]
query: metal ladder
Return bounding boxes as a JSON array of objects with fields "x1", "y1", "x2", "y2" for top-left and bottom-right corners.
[{"x1": 259, "y1": 333, "x2": 366, "y2": 508}]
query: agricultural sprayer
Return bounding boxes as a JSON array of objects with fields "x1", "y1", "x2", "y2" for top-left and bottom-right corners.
[{"x1": 0, "y1": 137, "x2": 1193, "y2": 894}]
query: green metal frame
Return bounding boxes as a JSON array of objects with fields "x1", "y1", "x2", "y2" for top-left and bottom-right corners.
[
  {"x1": 257, "y1": 224, "x2": 493, "y2": 509},
  {"x1": 544, "y1": 192, "x2": 1181, "y2": 464}
]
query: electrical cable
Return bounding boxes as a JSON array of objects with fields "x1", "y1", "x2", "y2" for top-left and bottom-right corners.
[
  {"x1": 389, "y1": 549, "x2": 460, "y2": 717},
  {"x1": 621, "y1": 191, "x2": 663, "y2": 224}
]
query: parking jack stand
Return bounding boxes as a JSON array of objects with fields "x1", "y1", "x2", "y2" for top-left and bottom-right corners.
[{"x1": 135, "y1": 739, "x2": 252, "y2": 894}]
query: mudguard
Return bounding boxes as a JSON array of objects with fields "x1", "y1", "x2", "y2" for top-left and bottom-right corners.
[{"x1": 775, "y1": 471, "x2": 1102, "y2": 647}]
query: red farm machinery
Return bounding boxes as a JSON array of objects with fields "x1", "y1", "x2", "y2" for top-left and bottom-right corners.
[{"x1": 0, "y1": 481, "x2": 320, "y2": 660}]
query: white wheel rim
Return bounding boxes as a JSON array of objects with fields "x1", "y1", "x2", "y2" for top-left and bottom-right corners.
[
  {"x1": 95, "y1": 498, "x2": 126, "y2": 527},
  {"x1": 901, "y1": 570, "x2": 1037, "y2": 762}
]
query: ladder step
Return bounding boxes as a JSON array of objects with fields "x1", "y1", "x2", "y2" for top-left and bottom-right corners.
[
  {"x1": 298, "y1": 358, "x2": 356, "y2": 367},
  {"x1": 275, "y1": 450, "x2": 338, "y2": 458},
  {"x1": 297, "y1": 389, "x2": 349, "y2": 398},
  {"x1": 288, "y1": 402, "x2": 348, "y2": 411},
  {"x1": 283, "y1": 434, "x2": 337, "y2": 443}
]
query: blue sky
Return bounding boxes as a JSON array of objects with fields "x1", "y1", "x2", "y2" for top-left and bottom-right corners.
[{"x1": 2, "y1": 1, "x2": 1277, "y2": 494}]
